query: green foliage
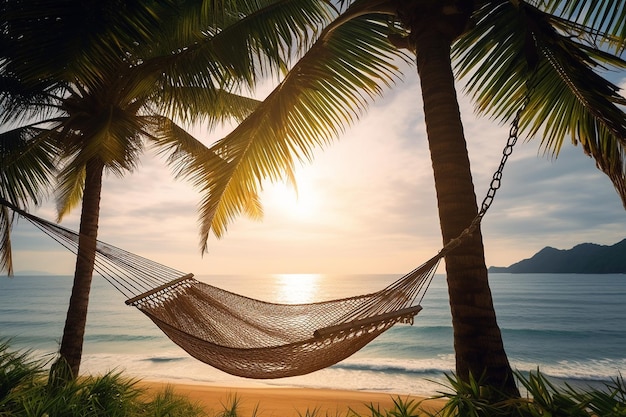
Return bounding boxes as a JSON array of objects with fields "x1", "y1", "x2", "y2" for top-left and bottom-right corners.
[
  {"x1": 0, "y1": 0, "x2": 337, "y2": 272},
  {"x1": 141, "y1": 386, "x2": 205, "y2": 417},
  {"x1": 167, "y1": 0, "x2": 626, "y2": 250},
  {"x1": 215, "y1": 394, "x2": 258, "y2": 417},
  {"x1": 46, "y1": 355, "x2": 74, "y2": 390},
  {"x1": 0, "y1": 340, "x2": 43, "y2": 406},
  {"x1": 3, "y1": 341, "x2": 625, "y2": 417},
  {"x1": 360, "y1": 396, "x2": 424, "y2": 417},
  {"x1": 430, "y1": 370, "x2": 626, "y2": 417},
  {"x1": 430, "y1": 373, "x2": 513, "y2": 417},
  {"x1": 0, "y1": 341, "x2": 204, "y2": 417},
  {"x1": 516, "y1": 370, "x2": 589, "y2": 417},
  {"x1": 576, "y1": 375, "x2": 626, "y2": 416},
  {"x1": 186, "y1": 3, "x2": 409, "y2": 245},
  {"x1": 451, "y1": 1, "x2": 626, "y2": 205}
]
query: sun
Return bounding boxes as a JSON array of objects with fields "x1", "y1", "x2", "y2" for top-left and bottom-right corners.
[{"x1": 263, "y1": 175, "x2": 320, "y2": 220}]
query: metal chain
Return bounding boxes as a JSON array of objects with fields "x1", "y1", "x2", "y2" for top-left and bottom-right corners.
[
  {"x1": 478, "y1": 93, "x2": 530, "y2": 220},
  {"x1": 439, "y1": 87, "x2": 533, "y2": 256}
]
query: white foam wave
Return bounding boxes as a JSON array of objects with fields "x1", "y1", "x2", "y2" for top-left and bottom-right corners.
[
  {"x1": 512, "y1": 357, "x2": 626, "y2": 382},
  {"x1": 78, "y1": 352, "x2": 458, "y2": 395},
  {"x1": 78, "y1": 350, "x2": 625, "y2": 396}
]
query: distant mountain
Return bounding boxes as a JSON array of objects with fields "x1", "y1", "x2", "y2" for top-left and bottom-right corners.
[{"x1": 489, "y1": 239, "x2": 626, "y2": 274}]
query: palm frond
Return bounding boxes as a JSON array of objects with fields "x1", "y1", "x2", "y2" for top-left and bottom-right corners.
[
  {"x1": 137, "y1": 0, "x2": 336, "y2": 100},
  {"x1": 155, "y1": 86, "x2": 261, "y2": 127},
  {"x1": 55, "y1": 103, "x2": 146, "y2": 178},
  {"x1": 52, "y1": 108, "x2": 146, "y2": 218},
  {"x1": 146, "y1": 87, "x2": 261, "y2": 174},
  {"x1": 0, "y1": 128, "x2": 57, "y2": 205},
  {"x1": 454, "y1": 1, "x2": 626, "y2": 206},
  {"x1": 537, "y1": 0, "x2": 626, "y2": 53},
  {"x1": 527, "y1": 8, "x2": 626, "y2": 205},
  {"x1": 453, "y1": 2, "x2": 531, "y2": 118},
  {"x1": 0, "y1": 75, "x2": 66, "y2": 127},
  {"x1": 182, "y1": 8, "x2": 408, "y2": 247},
  {"x1": 0, "y1": 126, "x2": 58, "y2": 275},
  {"x1": 147, "y1": 115, "x2": 216, "y2": 175},
  {"x1": 202, "y1": 0, "x2": 335, "y2": 80},
  {"x1": 55, "y1": 163, "x2": 86, "y2": 222},
  {"x1": 148, "y1": 115, "x2": 264, "y2": 247},
  {"x1": 0, "y1": 205, "x2": 14, "y2": 276}
]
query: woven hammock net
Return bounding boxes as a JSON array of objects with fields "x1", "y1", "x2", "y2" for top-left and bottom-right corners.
[{"x1": 3, "y1": 200, "x2": 441, "y2": 379}]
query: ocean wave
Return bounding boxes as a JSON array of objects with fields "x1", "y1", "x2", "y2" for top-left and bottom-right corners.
[
  {"x1": 512, "y1": 358, "x2": 626, "y2": 382},
  {"x1": 4, "y1": 273, "x2": 625, "y2": 397},
  {"x1": 85, "y1": 333, "x2": 161, "y2": 342},
  {"x1": 142, "y1": 356, "x2": 187, "y2": 363},
  {"x1": 75, "y1": 351, "x2": 626, "y2": 397},
  {"x1": 332, "y1": 355, "x2": 455, "y2": 376},
  {"x1": 331, "y1": 355, "x2": 625, "y2": 384},
  {"x1": 394, "y1": 325, "x2": 452, "y2": 335},
  {"x1": 501, "y1": 327, "x2": 623, "y2": 339}
]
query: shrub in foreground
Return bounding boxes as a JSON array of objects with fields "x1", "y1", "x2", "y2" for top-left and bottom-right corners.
[
  {"x1": 432, "y1": 370, "x2": 626, "y2": 417},
  {"x1": 0, "y1": 341, "x2": 204, "y2": 417},
  {"x1": 3, "y1": 341, "x2": 625, "y2": 417}
]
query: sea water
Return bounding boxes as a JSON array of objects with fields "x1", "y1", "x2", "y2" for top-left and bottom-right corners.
[{"x1": 0, "y1": 273, "x2": 624, "y2": 396}]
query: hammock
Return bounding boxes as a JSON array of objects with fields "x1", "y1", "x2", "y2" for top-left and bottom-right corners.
[
  {"x1": 1, "y1": 76, "x2": 531, "y2": 379},
  {"x1": 1, "y1": 85, "x2": 531, "y2": 379},
  {"x1": 2, "y1": 198, "x2": 441, "y2": 379}
]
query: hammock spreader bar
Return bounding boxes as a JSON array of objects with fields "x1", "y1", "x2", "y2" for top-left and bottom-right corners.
[
  {"x1": 1, "y1": 197, "x2": 441, "y2": 378},
  {"x1": 125, "y1": 273, "x2": 195, "y2": 306},
  {"x1": 313, "y1": 305, "x2": 423, "y2": 339}
]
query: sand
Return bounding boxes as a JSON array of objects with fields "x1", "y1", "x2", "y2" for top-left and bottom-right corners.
[{"x1": 138, "y1": 381, "x2": 447, "y2": 417}]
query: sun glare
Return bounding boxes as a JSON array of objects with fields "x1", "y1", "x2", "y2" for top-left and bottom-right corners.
[
  {"x1": 264, "y1": 175, "x2": 320, "y2": 220},
  {"x1": 274, "y1": 273, "x2": 321, "y2": 304}
]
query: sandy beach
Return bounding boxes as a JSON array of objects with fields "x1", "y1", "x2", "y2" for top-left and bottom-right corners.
[{"x1": 139, "y1": 381, "x2": 447, "y2": 416}]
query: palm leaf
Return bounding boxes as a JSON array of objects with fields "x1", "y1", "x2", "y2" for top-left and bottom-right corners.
[
  {"x1": 0, "y1": 126, "x2": 58, "y2": 275},
  {"x1": 155, "y1": 86, "x2": 262, "y2": 127},
  {"x1": 55, "y1": 163, "x2": 86, "y2": 222},
  {"x1": 1, "y1": 0, "x2": 172, "y2": 88},
  {"x1": 183, "y1": 6, "x2": 408, "y2": 248},
  {"x1": 0, "y1": 204, "x2": 14, "y2": 276},
  {"x1": 147, "y1": 115, "x2": 231, "y2": 177},
  {"x1": 149, "y1": 116, "x2": 265, "y2": 237},
  {"x1": 454, "y1": 0, "x2": 626, "y2": 206},
  {"x1": 538, "y1": 0, "x2": 626, "y2": 52},
  {"x1": 0, "y1": 127, "x2": 57, "y2": 205},
  {"x1": 146, "y1": 88, "x2": 261, "y2": 172},
  {"x1": 139, "y1": 0, "x2": 335, "y2": 103},
  {"x1": 0, "y1": 75, "x2": 66, "y2": 127}
]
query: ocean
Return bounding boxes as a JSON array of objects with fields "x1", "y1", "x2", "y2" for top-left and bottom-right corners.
[{"x1": 1, "y1": 273, "x2": 624, "y2": 396}]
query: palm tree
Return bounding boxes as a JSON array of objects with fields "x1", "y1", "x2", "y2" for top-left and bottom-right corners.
[
  {"x1": 176, "y1": 0, "x2": 626, "y2": 394},
  {"x1": 0, "y1": 0, "x2": 335, "y2": 379}
]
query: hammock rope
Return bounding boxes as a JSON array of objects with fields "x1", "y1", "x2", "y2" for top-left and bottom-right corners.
[{"x1": 0, "y1": 84, "x2": 529, "y2": 378}]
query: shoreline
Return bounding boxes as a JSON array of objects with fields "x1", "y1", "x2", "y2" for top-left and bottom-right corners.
[{"x1": 138, "y1": 380, "x2": 447, "y2": 416}]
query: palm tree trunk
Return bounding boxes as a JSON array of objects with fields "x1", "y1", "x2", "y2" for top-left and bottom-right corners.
[
  {"x1": 57, "y1": 158, "x2": 104, "y2": 379},
  {"x1": 413, "y1": 23, "x2": 519, "y2": 395}
]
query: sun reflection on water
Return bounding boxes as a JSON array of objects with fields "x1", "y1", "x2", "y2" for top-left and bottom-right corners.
[{"x1": 274, "y1": 273, "x2": 321, "y2": 304}]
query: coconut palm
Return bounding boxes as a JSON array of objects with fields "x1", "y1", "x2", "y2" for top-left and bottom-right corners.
[
  {"x1": 176, "y1": 0, "x2": 626, "y2": 394},
  {"x1": 0, "y1": 0, "x2": 335, "y2": 379}
]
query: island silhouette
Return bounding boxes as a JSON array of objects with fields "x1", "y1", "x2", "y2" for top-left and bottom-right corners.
[{"x1": 489, "y1": 239, "x2": 626, "y2": 274}]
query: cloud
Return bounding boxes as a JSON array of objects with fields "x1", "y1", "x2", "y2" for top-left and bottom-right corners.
[{"x1": 7, "y1": 62, "x2": 626, "y2": 276}]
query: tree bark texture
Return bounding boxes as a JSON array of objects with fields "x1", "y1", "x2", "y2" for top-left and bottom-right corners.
[
  {"x1": 57, "y1": 158, "x2": 104, "y2": 378},
  {"x1": 412, "y1": 21, "x2": 519, "y2": 395}
]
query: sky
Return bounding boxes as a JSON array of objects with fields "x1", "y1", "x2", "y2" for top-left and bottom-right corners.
[{"x1": 8, "y1": 62, "x2": 626, "y2": 276}]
